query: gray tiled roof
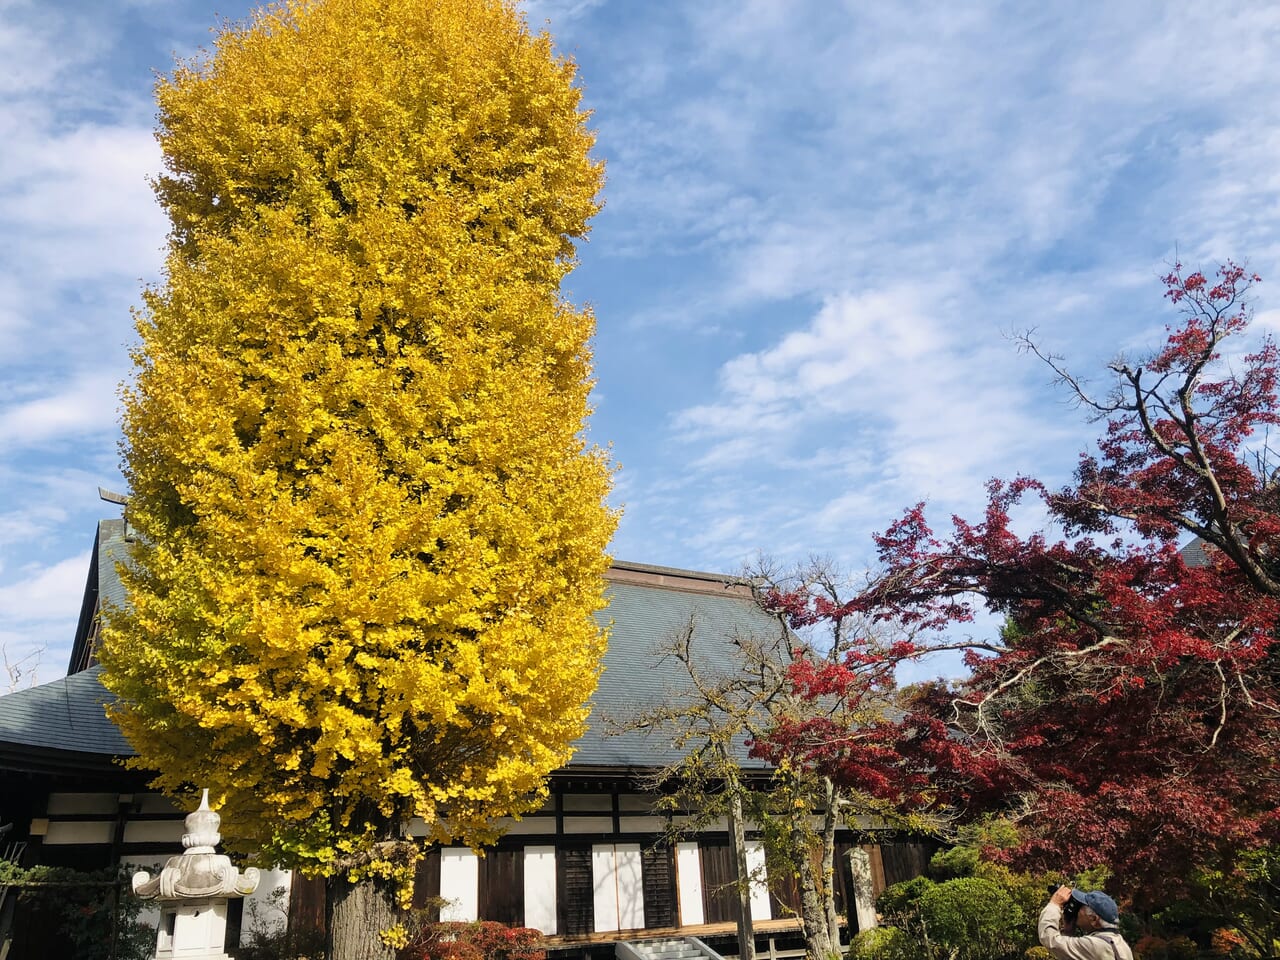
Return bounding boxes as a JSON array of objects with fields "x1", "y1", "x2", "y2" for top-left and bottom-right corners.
[
  {"x1": 0, "y1": 664, "x2": 132, "y2": 757},
  {"x1": 67, "y1": 518, "x2": 131, "y2": 675},
  {"x1": 1180, "y1": 538, "x2": 1210, "y2": 568},
  {"x1": 574, "y1": 579, "x2": 779, "y2": 770},
  {"x1": 0, "y1": 566, "x2": 783, "y2": 773},
  {"x1": 97, "y1": 518, "x2": 130, "y2": 612}
]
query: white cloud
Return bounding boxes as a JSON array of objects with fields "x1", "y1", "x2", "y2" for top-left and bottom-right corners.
[
  {"x1": 590, "y1": 0, "x2": 1280, "y2": 575},
  {"x1": 0, "y1": 371, "x2": 121, "y2": 447},
  {"x1": 661, "y1": 278, "x2": 1092, "y2": 571},
  {"x1": 590, "y1": 0, "x2": 1280, "y2": 331},
  {"x1": 0, "y1": 464, "x2": 119, "y2": 559},
  {"x1": 0, "y1": 5, "x2": 94, "y2": 97},
  {"x1": 1, "y1": 123, "x2": 165, "y2": 282},
  {"x1": 0, "y1": 2, "x2": 163, "y2": 371},
  {"x1": 0, "y1": 509, "x2": 67, "y2": 555},
  {"x1": 675, "y1": 284, "x2": 1016, "y2": 458},
  {"x1": 520, "y1": 0, "x2": 607, "y2": 28},
  {"x1": 0, "y1": 552, "x2": 89, "y2": 625}
]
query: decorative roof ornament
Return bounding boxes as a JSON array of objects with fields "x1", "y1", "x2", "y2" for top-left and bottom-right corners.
[
  {"x1": 132, "y1": 789, "x2": 260, "y2": 900},
  {"x1": 181, "y1": 789, "x2": 222, "y2": 853}
]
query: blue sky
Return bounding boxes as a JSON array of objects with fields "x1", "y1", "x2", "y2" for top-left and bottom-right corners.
[{"x1": 5, "y1": 0, "x2": 1280, "y2": 682}]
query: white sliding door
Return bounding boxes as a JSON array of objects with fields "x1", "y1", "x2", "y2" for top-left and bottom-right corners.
[
  {"x1": 439, "y1": 848, "x2": 479, "y2": 921},
  {"x1": 523, "y1": 846, "x2": 557, "y2": 934},
  {"x1": 591, "y1": 843, "x2": 645, "y2": 932},
  {"x1": 744, "y1": 840, "x2": 772, "y2": 921},
  {"x1": 675, "y1": 841, "x2": 704, "y2": 926}
]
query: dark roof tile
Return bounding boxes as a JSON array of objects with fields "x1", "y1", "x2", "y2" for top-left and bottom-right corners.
[
  {"x1": 0, "y1": 664, "x2": 131, "y2": 756},
  {"x1": 1, "y1": 564, "x2": 783, "y2": 773}
]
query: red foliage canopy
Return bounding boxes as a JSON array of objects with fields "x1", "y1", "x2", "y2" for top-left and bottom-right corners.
[{"x1": 755, "y1": 264, "x2": 1280, "y2": 906}]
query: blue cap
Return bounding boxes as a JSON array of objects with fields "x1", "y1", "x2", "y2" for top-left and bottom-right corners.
[{"x1": 1072, "y1": 889, "x2": 1119, "y2": 924}]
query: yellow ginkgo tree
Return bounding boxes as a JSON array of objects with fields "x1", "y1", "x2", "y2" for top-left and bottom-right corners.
[{"x1": 99, "y1": 0, "x2": 614, "y2": 954}]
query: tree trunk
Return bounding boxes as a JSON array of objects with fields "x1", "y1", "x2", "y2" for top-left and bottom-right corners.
[
  {"x1": 794, "y1": 821, "x2": 836, "y2": 960},
  {"x1": 821, "y1": 779, "x2": 842, "y2": 953},
  {"x1": 727, "y1": 785, "x2": 756, "y2": 960},
  {"x1": 326, "y1": 873, "x2": 401, "y2": 960}
]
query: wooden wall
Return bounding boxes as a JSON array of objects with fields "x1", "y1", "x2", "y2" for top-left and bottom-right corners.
[{"x1": 23, "y1": 788, "x2": 938, "y2": 947}]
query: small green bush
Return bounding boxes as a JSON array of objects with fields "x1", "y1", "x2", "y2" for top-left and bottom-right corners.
[
  {"x1": 930, "y1": 844, "x2": 980, "y2": 880},
  {"x1": 878, "y1": 876, "x2": 936, "y2": 920},
  {"x1": 915, "y1": 876, "x2": 1027, "y2": 960},
  {"x1": 972, "y1": 862, "x2": 1049, "y2": 925},
  {"x1": 7, "y1": 866, "x2": 154, "y2": 960},
  {"x1": 848, "y1": 924, "x2": 914, "y2": 960}
]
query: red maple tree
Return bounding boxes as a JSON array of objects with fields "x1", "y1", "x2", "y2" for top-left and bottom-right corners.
[{"x1": 756, "y1": 263, "x2": 1280, "y2": 906}]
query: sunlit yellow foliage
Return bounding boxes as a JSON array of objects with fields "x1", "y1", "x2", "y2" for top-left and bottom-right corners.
[{"x1": 100, "y1": 0, "x2": 614, "y2": 879}]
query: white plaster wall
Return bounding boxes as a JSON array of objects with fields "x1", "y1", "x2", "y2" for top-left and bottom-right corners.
[
  {"x1": 239, "y1": 868, "x2": 294, "y2": 946},
  {"x1": 47, "y1": 792, "x2": 119, "y2": 815},
  {"x1": 122, "y1": 820, "x2": 184, "y2": 845},
  {"x1": 523, "y1": 846, "x2": 557, "y2": 934},
  {"x1": 616, "y1": 844, "x2": 644, "y2": 930},
  {"x1": 745, "y1": 841, "x2": 771, "y2": 921},
  {"x1": 592, "y1": 845, "x2": 619, "y2": 932},
  {"x1": 675, "y1": 842, "x2": 704, "y2": 926},
  {"x1": 136, "y1": 794, "x2": 181, "y2": 815},
  {"x1": 563, "y1": 795, "x2": 611, "y2": 812},
  {"x1": 564, "y1": 816, "x2": 613, "y2": 833},
  {"x1": 439, "y1": 848, "x2": 479, "y2": 921},
  {"x1": 492, "y1": 818, "x2": 555, "y2": 835},
  {"x1": 619, "y1": 816, "x2": 666, "y2": 833},
  {"x1": 592, "y1": 843, "x2": 645, "y2": 933},
  {"x1": 44, "y1": 820, "x2": 112, "y2": 844}
]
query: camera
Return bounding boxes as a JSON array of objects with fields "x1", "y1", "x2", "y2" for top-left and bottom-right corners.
[{"x1": 1047, "y1": 884, "x2": 1082, "y2": 923}]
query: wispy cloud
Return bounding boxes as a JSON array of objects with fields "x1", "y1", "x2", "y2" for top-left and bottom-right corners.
[
  {"x1": 521, "y1": 0, "x2": 607, "y2": 24},
  {"x1": 0, "y1": 551, "x2": 89, "y2": 680},
  {"x1": 0, "y1": 372, "x2": 122, "y2": 447},
  {"x1": 676, "y1": 284, "x2": 1037, "y2": 473},
  {"x1": 0, "y1": 553, "x2": 89, "y2": 624},
  {"x1": 587, "y1": 1, "x2": 1280, "y2": 311},
  {"x1": 573, "y1": 0, "x2": 1280, "y2": 577},
  {"x1": 0, "y1": 2, "x2": 147, "y2": 684},
  {"x1": 0, "y1": 124, "x2": 165, "y2": 282}
]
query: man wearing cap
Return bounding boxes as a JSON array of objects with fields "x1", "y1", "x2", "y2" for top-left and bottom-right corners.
[{"x1": 1039, "y1": 886, "x2": 1134, "y2": 960}]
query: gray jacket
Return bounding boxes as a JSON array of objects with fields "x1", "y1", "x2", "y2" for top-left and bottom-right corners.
[{"x1": 1038, "y1": 903, "x2": 1134, "y2": 960}]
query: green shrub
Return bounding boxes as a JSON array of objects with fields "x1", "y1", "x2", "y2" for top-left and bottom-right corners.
[
  {"x1": 972, "y1": 862, "x2": 1050, "y2": 924},
  {"x1": 848, "y1": 925, "x2": 915, "y2": 960},
  {"x1": 8, "y1": 865, "x2": 154, "y2": 960},
  {"x1": 930, "y1": 844, "x2": 980, "y2": 880},
  {"x1": 915, "y1": 876, "x2": 1028, "y2": 960},
  {"x1": 878, "y1": 876, "x2": 936, "y2": 920}
]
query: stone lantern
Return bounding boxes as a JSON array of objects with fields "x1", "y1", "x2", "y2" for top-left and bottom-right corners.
[{"x1": 131, "y1": 790, "x2": 261, "y2": 960}]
